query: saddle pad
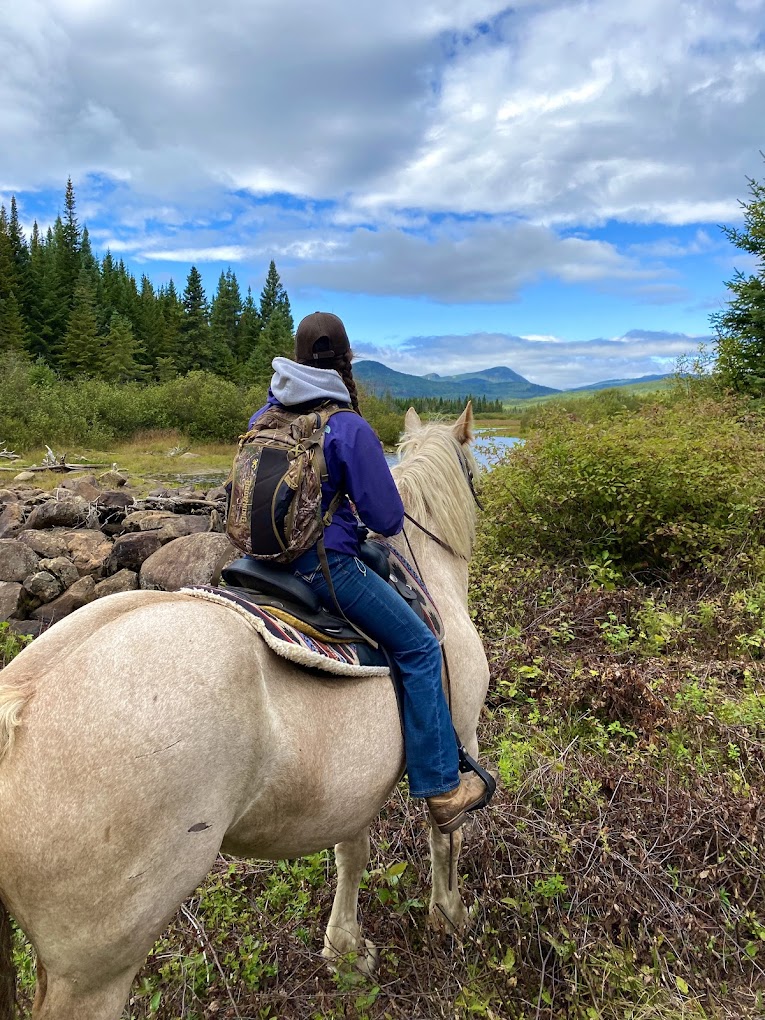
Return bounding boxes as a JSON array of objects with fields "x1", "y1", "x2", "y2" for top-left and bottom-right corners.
[{"x1": 179, "y1": 585, "x2": 390, "y2": 678}]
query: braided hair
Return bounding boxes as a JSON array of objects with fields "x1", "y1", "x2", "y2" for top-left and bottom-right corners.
[{"x1": 334, "y1": 350, "x2": 361, "y2": 415}]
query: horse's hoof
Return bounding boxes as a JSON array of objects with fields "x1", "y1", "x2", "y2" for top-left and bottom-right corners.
[
  {"x1": 428, "y1": 898, "x2": 470, "y2": 934},
  {"x1": 322, "y1": 936, "x2": 379, "y2": 976}
]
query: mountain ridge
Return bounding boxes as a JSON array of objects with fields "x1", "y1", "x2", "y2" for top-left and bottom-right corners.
[{"x1": 354, "y1": 360, "x2": 672, "y2": 401}]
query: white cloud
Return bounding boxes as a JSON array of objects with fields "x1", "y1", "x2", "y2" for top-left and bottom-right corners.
[
  {"x1": 354, "y1": 329, "x2": 710, "y2": 389},
  {"x1": 0, "y1": 0, "x2": 763, "y2": 230}
]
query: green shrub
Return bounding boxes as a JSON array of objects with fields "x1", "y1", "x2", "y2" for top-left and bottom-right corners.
[{"x1": 479, "y1": 397, "x2": 765, "y2": 572}]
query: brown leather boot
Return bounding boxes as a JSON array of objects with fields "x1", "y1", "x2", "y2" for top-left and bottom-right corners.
[{"x1": 426, "y1": 773, "x2": 491, "y2": 834}]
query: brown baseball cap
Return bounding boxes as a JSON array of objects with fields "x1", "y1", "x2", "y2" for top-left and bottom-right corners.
[{"x1": 294, "y1": 311, "x2": 350, "y2": 364}]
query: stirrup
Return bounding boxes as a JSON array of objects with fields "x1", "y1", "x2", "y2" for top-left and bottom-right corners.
[{"x1": 457, "y1": 744, "x2": 496, "y2": 810}]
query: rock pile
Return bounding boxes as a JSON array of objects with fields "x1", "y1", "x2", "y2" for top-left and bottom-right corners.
[{"x1": 0, "y1": 471, "x2": 238, "y2": 637}]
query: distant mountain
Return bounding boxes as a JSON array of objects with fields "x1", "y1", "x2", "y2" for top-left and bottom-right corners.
[
  {"x1": 568, "y1": 373, "x2": 673, "y2": 392},
  {"x1": 354, "y1": 361, "x2": 559, "y2": 401}
]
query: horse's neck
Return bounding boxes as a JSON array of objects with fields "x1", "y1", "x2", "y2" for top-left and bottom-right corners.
[{"x1": 390, "y1": 516, "x2": 469, "y2": 604}]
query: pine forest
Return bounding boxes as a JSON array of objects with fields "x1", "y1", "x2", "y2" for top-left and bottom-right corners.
[{"x1": 0, "y1": 179, "x2": 295, "y2": 384}]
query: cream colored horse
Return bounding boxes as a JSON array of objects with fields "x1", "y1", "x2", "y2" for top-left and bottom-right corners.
[{"x1": 0, "y1": 406, "x2": 490, "y2": 1020}]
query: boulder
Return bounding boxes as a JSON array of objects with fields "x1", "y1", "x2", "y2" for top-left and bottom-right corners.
[
  {"x1": 121, "y1": 510, "x2": 211, "y2": 544},
  {"x1": 97, "y1": 490, "x2": 135, "y2": 511},
  {"x1": 23, "y1": 571, "x2": 63, "y2": 604},
  {"x1": 98, "y1": 470, "x2": 128, "y2": 488},
  {"x1": 63, "y1": 530, "x2": 113, "y2": 578},
  {"x1": 8, "y1": 619, "x2": 45, "y2": 639},
  {"x1": 56, "y1": 477, "x2": 102, "y2": 502},
  {"x1": 32, "y1": 575, "x2": 96, "y2": 626},
  {"x1": 94, "y1": 569, "x2": 139, "y2": 598},
  {"x1": 207, "y1": 485, "x2": 228, "y2": 502},
  {"x1": 0, "y1": 489, "x2": 19, "y2": 502},
  {"x1": 16, "y1": 529, "x2": 70, "y2": 559},
  {"x1": 39, "y1": 556, "x2": 80, "y2": 590},
  {"x1": 0, "y1": 581, "x2": 23, "y2": 622},
  {"x1": 0, "y1": 539, "x2": 39, "y2": 583},
  {"x1": 107, "y1": 532, "x2": 162, "y2": 573},
  {"x1": 122, "y1": 510, "x2": 183, "y2": 532},
  {"x1": 0, "y1": 502, "x2": 26, "y2": 539},
  {"x1": 13, "y1": 471, "x2": 35, "y2": 482},
  {"x1": 25, "y1": 496, "x2": 92, "y2": 530},
  {"x1": 140, "y1": 533, "x2": 237, "y2": 591}
]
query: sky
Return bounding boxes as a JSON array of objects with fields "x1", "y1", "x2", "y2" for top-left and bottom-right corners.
[{"x1": 1, "y1": 0, "x2": 764, "y2": 389}]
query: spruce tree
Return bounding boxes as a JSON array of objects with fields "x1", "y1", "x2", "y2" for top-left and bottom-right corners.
[
  {"x1": 0, "y1": 290, "x2": 29, "y2": 354},
  {"x1": 259, "y1": 260, "x2": 292, "y2": 331},
  {"x1": 713, "y1": 168, "x2": 765, "y2": 394},
  {"x1": 57, "y1": 178, "x2": 81, "y2": 310},
  {"x1": 238, "y1": 286, "x2": 262, "y2": 364},
  {"x1": 101, "y1": 312, "x2": 144, "y2": 381},
  {"x1": 209, "y1": 268, "x2": 241, "y2": 373},
  {"x1": 60, "y1": 273, "x2": 101, "y2": 376},
  {"x1": 178, "y1": 265, "x2": 210, "y2": 372}
]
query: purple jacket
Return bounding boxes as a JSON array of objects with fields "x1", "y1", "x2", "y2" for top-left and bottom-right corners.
[{"x1": 248, "y1": 391, "x2": 404, "y2": 559}]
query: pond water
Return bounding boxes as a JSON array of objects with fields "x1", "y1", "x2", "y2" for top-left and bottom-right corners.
[{"x1": 385, "y1": 431, "x2": 521, "y2": 469}]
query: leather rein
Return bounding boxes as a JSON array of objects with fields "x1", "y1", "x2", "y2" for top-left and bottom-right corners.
[{"x1": 402, "y1": 444, "x2": 483, "y2": 562}]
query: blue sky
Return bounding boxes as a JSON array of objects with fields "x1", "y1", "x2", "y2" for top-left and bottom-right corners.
[{"x1": 2, "y1": 0, "x2": 764, "y2": 388}]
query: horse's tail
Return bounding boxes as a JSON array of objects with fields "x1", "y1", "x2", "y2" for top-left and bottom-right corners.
[
  {"x1": 0, "y1": 896, "x2": 15, "y2": 1020},
  {"x1": 0, "y1": 681, "x2": 33, "y2": 764}
]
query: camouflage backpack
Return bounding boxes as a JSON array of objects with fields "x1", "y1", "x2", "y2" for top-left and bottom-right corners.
[{"x1": 226, "y1": 403, "x2": 353, "y2": 562}]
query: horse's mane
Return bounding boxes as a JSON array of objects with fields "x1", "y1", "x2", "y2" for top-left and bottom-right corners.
[
  {"x1": 392, "y1": 420, "x2": 477, "y2": 561},
  {"x1": 0, "y1": 679, "x2": 33, "y2": 764}
]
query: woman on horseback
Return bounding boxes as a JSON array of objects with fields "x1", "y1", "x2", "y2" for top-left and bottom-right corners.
[{"x1": 249, "y1": 311, "x2": 491, "y2": 833}]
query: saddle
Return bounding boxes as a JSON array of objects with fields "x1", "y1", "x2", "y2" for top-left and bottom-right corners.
[
  {"x1": 220, "y1": 540, "x2": 444, "y2": 646},
  {"x1": 181, "y1": 540, "x2": 495, "y2": 798}
]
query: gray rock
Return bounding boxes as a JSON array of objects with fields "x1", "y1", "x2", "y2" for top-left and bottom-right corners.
[
  {"x1": 55, "y1": 477, "x2": 102, "y2": 502},
  {"x1": 0, "y1": 502, "x2": 26, "y2": 539},
  {"x1": 32, "y1": 575, "x2": 96, "y2": 625},
  {"x1": 107, "y1": 532, "x2": 162, "y2": 573},
  {"x1": 94, "y1": 569, "x2": 139, "y2": 598},
  {"x1": 98, "y1": 470, "x2": 128, "y2": 488},
  {"x1": 97, "y1": 490, "x2": 135, "y2": 511},
  {"x1": 62, "y1": 530, "x2": 113, "y2": 578},
  {"x1": 122, "y1": 510, "x2": 181, "y2": 532},
  {"x1": 207, "y1": 485, "x2": 228, "y2": 502},
  {"x1": 25, "y1": 496, "x2": 91, "y2": 530},
  {"x1": 0, "y1": 539, "x2": 39, "y2": 583},
  {"x1": 16, "y1": 529, "x2": 70, "y2": 559},
  {"x1": 0, "y1": 489, "x2": 19, "y2": 502},
  {"x1": 39, "y1": 556, "x2": 80, "y2": 590},
  {"x1": 23, "y1": 570, "x2": 63, "y2": 603},
  {"x1": 140, "y1": 533, "x2": 237, "y2": 591},
  {"x1": 0, "y1": 581, "x2": 23, "y2": 622},
  {"x1": 13, "y1": 471, "x2": 35, "y2": 482},
  {"x1": 8, "y1": 619, "x2": 45, "y2": 639}
]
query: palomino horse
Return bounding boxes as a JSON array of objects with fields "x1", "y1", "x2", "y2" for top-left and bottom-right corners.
[{"x1": 0, "y1": 405, "x2": 490, "y2": 1020}]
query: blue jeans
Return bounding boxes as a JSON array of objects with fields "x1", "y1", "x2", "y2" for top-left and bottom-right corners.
[{"x1": 293, "y1": 548, "x2": 460, "y2": 798}]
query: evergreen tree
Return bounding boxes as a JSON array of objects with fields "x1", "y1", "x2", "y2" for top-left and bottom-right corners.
[
  {"x1": 7, "y1": 198, "x2": 31, "y2": 322},
  {"x1": 259, "y1": 260, "x2": 293, "y2": 331},
  {"x1": 238, "y1": 285, "x2": 262, "y2": 363},
  {"x1": 247, "y1": 306, "x2": 293, "y2": 379},
  {"x1": 101, "y1": 312, "x2": 144, "y2": 381},
  {"x1": 209, "y1": 268, "x2": 241, "y2": 373},
  {"x1": 178, "y1": 265, "x2": 210, "y2": 371},
  {"x1": 60, "y1": 273, "x2": 101, "y2": 376},
  {"x1": 57, "y1": 178, "x2": 81, "y2": 309},
  {"x1": 713, "y1": 169, "x2": 765, "y2": 394},
  {"x1": 0, "y1": 290, "x2": 29, "y2": 354}
]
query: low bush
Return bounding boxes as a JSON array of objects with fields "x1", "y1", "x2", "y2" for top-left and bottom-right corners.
[{"x1": 479, "y1": 396, "x2": 765, "y2": 573}]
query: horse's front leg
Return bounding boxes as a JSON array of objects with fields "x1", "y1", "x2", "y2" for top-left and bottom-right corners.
[
  {"x1": 428, "y1": 821, "x2": 470, "y2": 932},
  {"x1": 323, "y1": 827, "x2": 378, "y2": 975}
]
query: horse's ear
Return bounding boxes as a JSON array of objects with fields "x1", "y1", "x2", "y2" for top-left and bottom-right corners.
[
  {"x1": 405, "y1": 407, "x2": 423, "y2": 432},
  {"x1": 453, "y1": 401, "x2": 474, "y2": 445}
]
